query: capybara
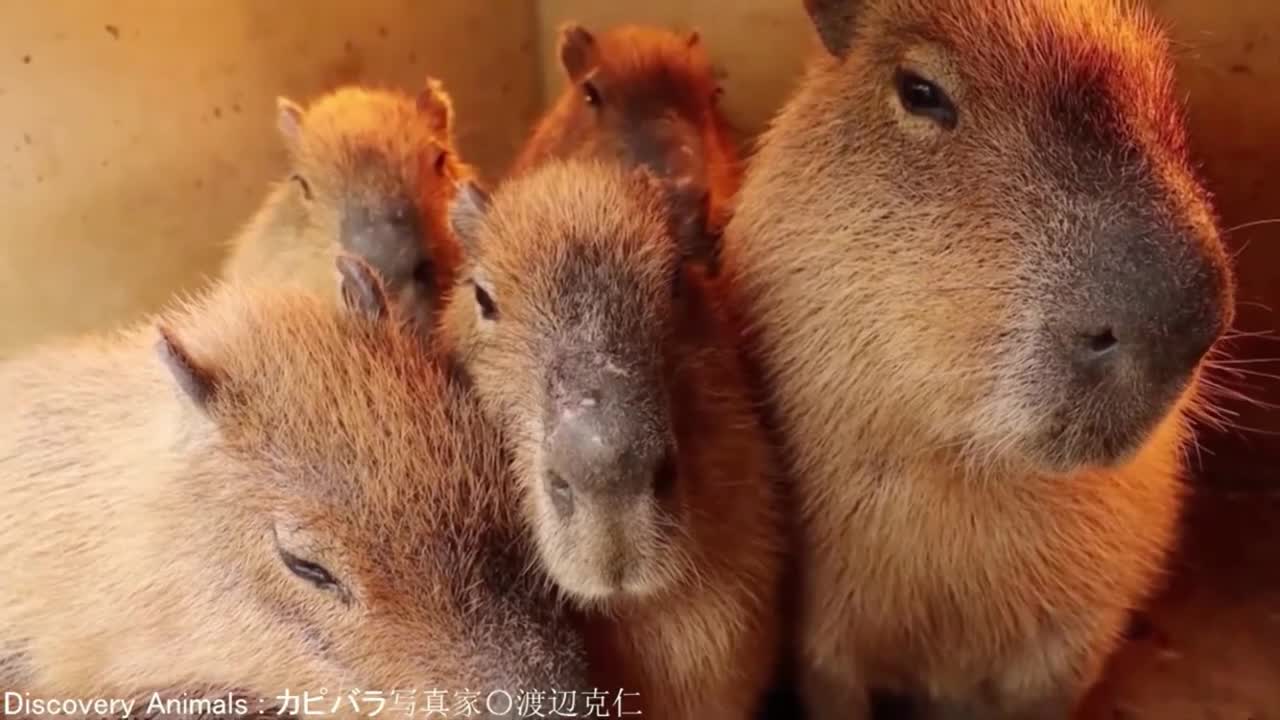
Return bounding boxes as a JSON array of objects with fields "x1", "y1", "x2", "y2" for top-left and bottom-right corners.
[
  {"x1": 0, "y1": 257, "x2": 584, "y2": 719},
  {"x1": 512, "y1": 23, "x2": 740, "y2": 239},
  {"x1": 440, "y1": 159, "x2": 782, "y2": 719},
  {"x1": 723, "y1": 0, "x2": 1236, "y2": 718},
  {"x1": 222, "y1": 78, "x2": 472, "y2": 332}
]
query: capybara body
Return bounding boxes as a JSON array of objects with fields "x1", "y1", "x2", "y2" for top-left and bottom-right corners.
[
  {"x1": 0, "y1": 267, "x2": 584, "y2": 719},
  {"x1": 222, "y1": 80, "x2": 471, "y2": 332},
  {"x1": 724, "y1": 0, "x2": 1235, "y2": 717},
  {"x1": 513, "y1": 24, "x2": 740, "y2": 233},
  {"x1": 441, "y1": 160, "x2": 782, "y2": 719}
]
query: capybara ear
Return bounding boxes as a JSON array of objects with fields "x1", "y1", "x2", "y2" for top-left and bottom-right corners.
[
  {"x1": 275, "y1": 96, "x2": 306, "y2": 156},
  {"x1": 448, "y1": 180, "x2": 492, "y2": 258},
  {"x1": 685, "y1": 29, "x2": 702, "y2": 48},
  {"x1": 336, "y1": 254, "x2": 392, "y2": 322},
  {"x1": 804, "y1": 0, "x2": 866, "y2": 57},
  {"x1": 156, "y1": 325, "x2": 219, "y2": 408},
  {"x1": 558, "y1": 23, "x2": 601, "y2": 82},
  {"x1": 417, "y1": 76, "x2": 455, "y2": 137}
]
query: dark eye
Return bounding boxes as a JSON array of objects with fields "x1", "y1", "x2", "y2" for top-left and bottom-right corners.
[
  {"x1": 894, "y1": 69, "x2": 957, "y2": 130},
  {"x1": 434, "y1": 149, "x2": 449, "y2": 175},
  {"x1": 583, "y1": 81, "x2": 602, "y2": 107},
  {"x1": 474, "y1": 281, "x2": 498, "y2": 320},
  {"x1": 291, "y1": 173, "x2": 313, "y2": 200},
  {"x1": 279, "y1": 549, "x2": 339, "y2": 591}
]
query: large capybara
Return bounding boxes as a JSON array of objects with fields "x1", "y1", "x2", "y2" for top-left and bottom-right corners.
[
  {"x1": 723, "y1": 0, "x2": 1236, "y2": 718},
  {"x1": 439, "y1": 159, "x2": 782, "y2": 719},
  {"x1": 222, "y1": 78, "x2": 473, "y2": 332},
  {"x1": 512, "y1": 23, "x2": 740, "y2": 238},
  {"x1": 0, "y1": 257, "x2": 584, "y2": 719}
]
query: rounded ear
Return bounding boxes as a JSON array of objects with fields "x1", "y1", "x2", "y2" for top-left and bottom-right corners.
[
  {"x1": 276, "y1": 97, "x2": 306, "y2": 156},
  {"x1": 558, "y1": 23, "x2": 600, "y2": 82},
  {"x1": 685, "y1": 29, "x2": 702, "y2": 48},
  {"x1": 448, "y1": 180, "x2": 491, "y2": 258},
  {"x1": 804, "y1": 0, "x2": 864, "y2": 57},
  {"x1": 336, "y1": 254, "x2": 391, "y2": 322},
  {"x1": 417, "y1": 77, "x2": 455, "y2": 137},
  {"x1": 156, "y1": 324, "x2": 219, "y2": 408},
  {"x1": 420, "y1": 140, "x2": 453, "y2": 181}
]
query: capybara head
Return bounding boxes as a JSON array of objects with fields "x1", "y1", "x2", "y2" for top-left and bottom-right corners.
[
  {"x1": 538, "y1": 23, "x2": 725, "y2": 189},
  {"x1": 734, "y1": 0, "x2": 1235, "y2": 475},
  {"x1": 277, "y1": 78, "x2": 469, "y2": 329},
  {"x1": 441, "y1": 160, "x2": 717, "y2": 603},
  {"x1": 155, "y1": 258, "x2": 584, "y2": 714}
]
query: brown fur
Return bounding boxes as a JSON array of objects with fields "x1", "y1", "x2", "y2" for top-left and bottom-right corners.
[
  {"x1": 439, "y1": 160, "x2": 782, "y2": 719},
  {"x1": 511, "y1": 24, "x2": 740, "y2": 232},
  {"x1": 0, "y1": 276, "x2": 584, "y2": 718},
  {"x1": 723, "y1": 0, "x2": 1235, "y2": 717},
  {"x1": 222, "y1": 80, "x2": 472, "y2": 333}
]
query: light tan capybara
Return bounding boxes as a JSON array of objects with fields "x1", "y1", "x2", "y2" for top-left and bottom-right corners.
[
  {"x1": 222, "y1": 78, "x2": 473, "y2": 332},
  {"x1": 439, "y1": 160, "x2": 783, "y2": 719},
  {"x1": 723, "y1": 0, "x2": 1236, "y2": 718},
  {"x1": 0, "y1": 257, "x2": 584, "y2": 719},
  {"x1": 512, "y1": 23, "x2": 740, "y2": 242}
]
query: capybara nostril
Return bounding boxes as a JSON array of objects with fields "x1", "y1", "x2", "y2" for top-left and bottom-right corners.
[
  {"x1": 653, "y1": 445, "x2": 678, "y2": 497},
  {"x1": 1071, "y1": 327, "x2": 1121, "y2": 371},
  {"x1": 1083, "y1": 328, "x2": 1119, "y2": 357},
  {"x1": 545, "y1": 470, "x2": 574, "y2": 517}
]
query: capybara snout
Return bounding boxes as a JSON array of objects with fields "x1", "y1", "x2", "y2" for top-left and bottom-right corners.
[
  {"x1": 543, "y1": 351, "x2": 676, "y2": 510},
  {"x1": 1022, "y1": 203, "x2": 1234, "y2": 469}
]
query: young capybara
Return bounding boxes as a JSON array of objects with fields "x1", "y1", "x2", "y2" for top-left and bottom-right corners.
[
  {"x1": 0, "y1": 257, "x2": 584, "y2": 719},
  {"x1": 723, "y1": 0, "x2": 1236, "y2": 718},
  {"x1": 439, "y1": 159, "x2": 782, "y2": 719},
  {"x1": 221, "y1": 78, "x2": 472, "y2": 332},
  {"x1": 512, "y1": 23, "x2": 740, "y2": 236}
]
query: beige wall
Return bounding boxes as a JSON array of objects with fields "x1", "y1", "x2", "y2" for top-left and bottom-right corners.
[{"x1": 0, "y1": 0, "x2": 539, "y2": 357}]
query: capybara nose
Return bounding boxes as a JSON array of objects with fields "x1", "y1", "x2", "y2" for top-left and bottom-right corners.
[
  {"x1": 1065, "y1": 228, "x2": 1232, "y2": 391},
  {"x1": 543, "y1": 389, "x2": 673, "y2": 517}
]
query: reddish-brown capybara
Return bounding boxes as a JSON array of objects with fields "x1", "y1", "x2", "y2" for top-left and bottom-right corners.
[
  {"x1": 223, "y1": 78, "x2": 473, "y2": 333},
  {"x1": 512, "y1": 23, "x2": 740, "y2": 239}
]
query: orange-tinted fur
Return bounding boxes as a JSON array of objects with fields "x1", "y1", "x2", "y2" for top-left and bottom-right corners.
[
  {"x1": 440, "y1": 160, "x2": 782, "y2": 719},
  {"x1": 724, "y1": 0, "x2": 1235, "y2": 718},
  {"x1": 0, "y1": 276, "x2": 584, "y2": 718},
  {"x1": 512, "y1": 24, "x2": 740, "y2": 232},
  {"x1": 222, "y1": 80, "x2": 472, "y2": 331}
]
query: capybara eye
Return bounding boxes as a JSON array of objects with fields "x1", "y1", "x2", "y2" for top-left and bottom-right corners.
[
  {"x1": 583, "y1": 81, "x2": 603, "y2": 107},
  {"x1": 290, "y1": 173, "x2": 313, "y2": 200},
  {"x1": 894, "y1": 69, "x2": 957, "y2": 130},
  {"x1": 434, "y1": 149, "x2": 449, "y2": 175},
  {"x1": 474, "y1": 281, "x2": 498, "y2": 320},
  {"x1": 279, "y1": 549, "x2": 340, "y2": 592}
]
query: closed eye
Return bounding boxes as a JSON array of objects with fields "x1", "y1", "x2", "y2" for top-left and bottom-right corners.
[
  {"x1": 279, "y1": 548, "x2": 340, "y2": 591},
  {"x1": 291, "y1": 173, "x2": 313, "y2": 200}
]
